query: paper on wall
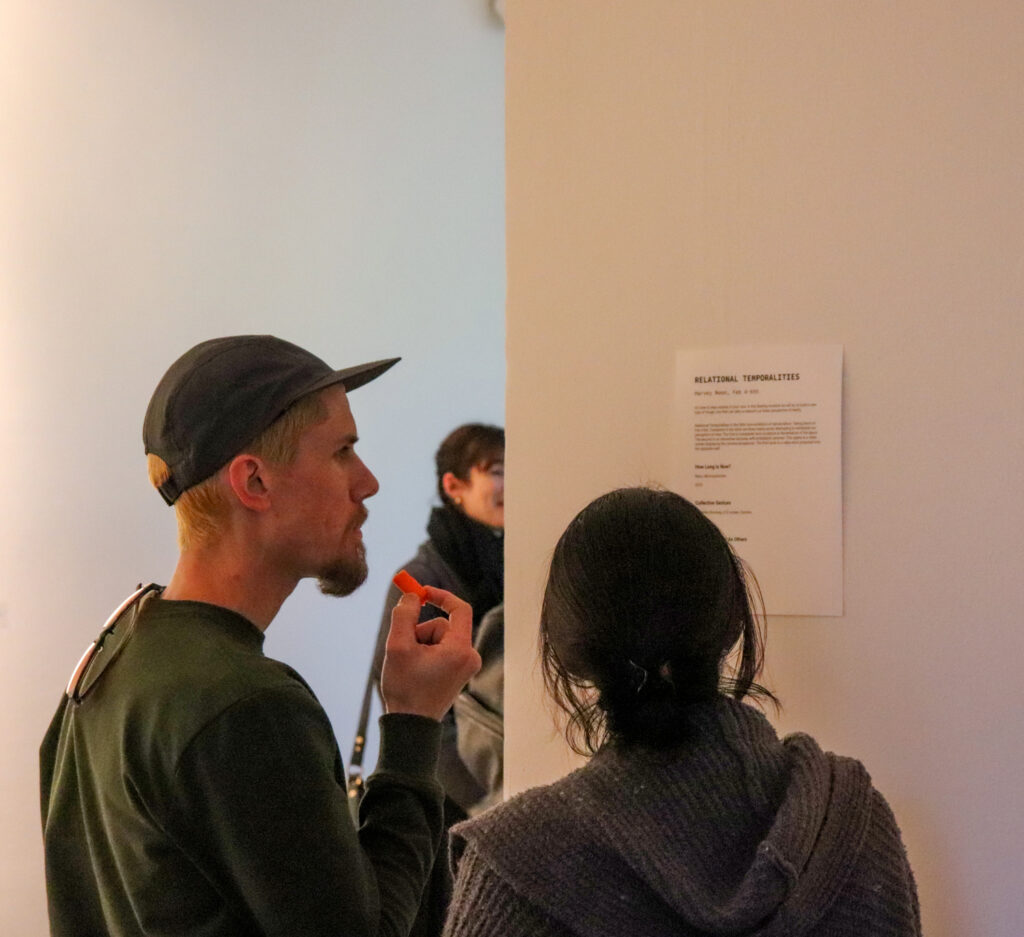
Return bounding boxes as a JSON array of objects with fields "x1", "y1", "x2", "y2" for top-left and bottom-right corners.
[{"x1": 672, "y1": 345, "x2": 843, "y2": 616}]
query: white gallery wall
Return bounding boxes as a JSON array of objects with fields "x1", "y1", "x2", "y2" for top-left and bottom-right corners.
[
  {"x1": 504, "y1": 4, "x2": 1023, "y2": 937},
  {"x1": 0, "y1": 3, "x2": 504, "y2": 932}
]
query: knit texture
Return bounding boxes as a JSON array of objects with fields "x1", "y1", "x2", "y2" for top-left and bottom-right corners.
[{"x1": 444, "y1": 699, "x2": 920, "y2": 937}]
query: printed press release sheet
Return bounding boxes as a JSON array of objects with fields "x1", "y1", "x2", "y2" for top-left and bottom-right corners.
[{"x1": 673, "y1": 345, "x2": 843, "y2": 617}]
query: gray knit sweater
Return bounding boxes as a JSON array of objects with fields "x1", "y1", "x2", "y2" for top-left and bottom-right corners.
[{"x1": 443, "y1": 699, "x2": 920, "y2": 937}]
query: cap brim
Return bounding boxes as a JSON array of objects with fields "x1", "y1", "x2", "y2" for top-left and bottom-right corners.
[
  {"x1": 337, "y1": 357, "x2": 401, "y2": 391},
  {"x1": 290, "y1": 356, "x2": 401, "y2": 405}
]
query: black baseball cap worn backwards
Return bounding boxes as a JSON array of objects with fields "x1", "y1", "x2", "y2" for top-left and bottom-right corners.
[{"x1": 144, "y1": 335, "x2": 399, "y2": 505}]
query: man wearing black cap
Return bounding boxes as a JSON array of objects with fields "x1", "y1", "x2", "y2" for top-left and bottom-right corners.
[{"x1": 39, "y1": 335, "x2": 481, "y2": 937}]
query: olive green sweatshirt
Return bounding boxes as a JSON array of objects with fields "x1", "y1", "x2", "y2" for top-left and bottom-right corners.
[{"x1": 40, "y1": 594, "x2": 443, "y2": 937}]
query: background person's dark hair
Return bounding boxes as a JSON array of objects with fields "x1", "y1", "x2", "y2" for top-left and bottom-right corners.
[
  {"x1": 435, "y1": 423, "x2": 505, "y2": 506},
  {"x1": 540, "y1": 487, "x2": 777, "y2": 755}
]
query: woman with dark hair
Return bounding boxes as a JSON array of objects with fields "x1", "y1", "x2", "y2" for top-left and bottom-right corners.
[
  {"x1": 371, "y1": 423, "x2": 505, "y2": 936},
  {"x1": 442, "y1": 487, "x2": 921, "y2": 937}
]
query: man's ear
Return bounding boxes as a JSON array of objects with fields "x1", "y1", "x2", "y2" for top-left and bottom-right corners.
[{"x1": 225, "y1": 454, "x2": 272, "y2": 511}]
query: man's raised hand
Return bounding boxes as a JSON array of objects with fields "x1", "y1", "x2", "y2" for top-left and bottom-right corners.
[{"x1": 380, "y1": 586, "x2": 481, "y2": 721}]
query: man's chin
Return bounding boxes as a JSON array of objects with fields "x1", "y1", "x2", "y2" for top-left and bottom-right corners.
[{"x1": 316, "y1": 558, "x2": 368, "y2": 598}]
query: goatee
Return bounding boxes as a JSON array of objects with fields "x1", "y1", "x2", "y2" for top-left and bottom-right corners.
[{"x1": 317, "y1": 546, "x2": 368, "y2": 597}]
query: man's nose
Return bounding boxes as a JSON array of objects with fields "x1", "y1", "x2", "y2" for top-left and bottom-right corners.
[{"x1": 355, "y1": 457, "x2": 379, "y2": 500}]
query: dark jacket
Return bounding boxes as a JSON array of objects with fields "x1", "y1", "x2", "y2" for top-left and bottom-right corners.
[
  {"x1": 372, "y1": 508, "x2": 504, "y2": 937},
  {"x1": 374, "y1": 507, "x2": 503, "y2": 814},
  {"x1": 374, "y1": 537, "x2": 486, "y2": 814},
  {"x1": 453, "y1": 604, "x2": 503, "y2": 815}
]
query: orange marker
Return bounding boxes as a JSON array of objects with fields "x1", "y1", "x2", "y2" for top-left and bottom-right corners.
[{"x1": 392, "y1": 569, "x2": 428, "y2": 604}]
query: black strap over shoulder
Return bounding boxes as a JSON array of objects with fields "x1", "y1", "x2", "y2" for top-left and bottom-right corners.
[{"x1": 346, "y1": 660, "x2": 377, "y2": 822}]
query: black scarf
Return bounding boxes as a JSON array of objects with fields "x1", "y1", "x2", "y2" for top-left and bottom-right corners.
[{"x1": 427, "y1": 505, "x2": 504, "y2": 629}]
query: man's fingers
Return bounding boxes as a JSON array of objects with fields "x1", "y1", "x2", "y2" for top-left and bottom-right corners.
[
  {"x1": 419, "y1": 586, "x2": 473, "y2": 642},
  {"x1": 385, "y1": 593, "x2": 423, "y2": 650},
  {"x1": 380, "y1": 586, "x2": 482, "y2": 720},
  {"x1": 414, "y1": 618, "x2": 449, "y2": 645}
]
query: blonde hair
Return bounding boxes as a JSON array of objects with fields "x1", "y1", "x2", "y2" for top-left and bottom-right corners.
[{"x1": 149, "y1": 390, "x2": 329, "y2": 551}]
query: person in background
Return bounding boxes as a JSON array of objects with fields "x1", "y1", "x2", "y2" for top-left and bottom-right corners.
[
  {"x1": 372, "y1": 423, "x2": 504, "y2": 935},
  {"x1": 443, "y1": 487, "x2": 922, "y2": 937},
  {"x1": 40, "y1": 335, "x2": 480, "y2": 937}
]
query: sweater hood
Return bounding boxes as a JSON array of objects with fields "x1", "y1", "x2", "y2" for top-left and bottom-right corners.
[{"x1": 453, "y1": 699, "x2": 874, "y2": 937}]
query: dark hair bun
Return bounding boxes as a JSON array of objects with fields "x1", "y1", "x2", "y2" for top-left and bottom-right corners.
[{"x1": 600, "y1": 657, "x2": 719, "y2": 748}]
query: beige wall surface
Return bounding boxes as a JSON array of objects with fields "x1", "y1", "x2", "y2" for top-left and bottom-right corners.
[{"x1": 504, "y1": 3, "x2": 1023, "y2": 937}]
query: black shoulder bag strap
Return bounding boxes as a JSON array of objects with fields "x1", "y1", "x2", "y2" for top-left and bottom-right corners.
[{"x1": 346, "y1": 663, "x2": 377, "y2": 823}]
